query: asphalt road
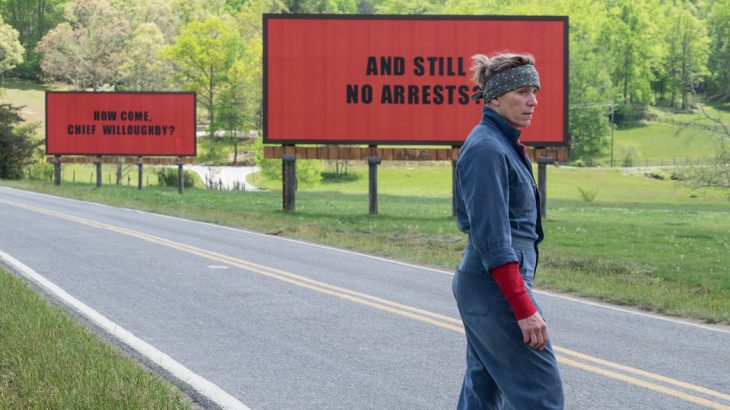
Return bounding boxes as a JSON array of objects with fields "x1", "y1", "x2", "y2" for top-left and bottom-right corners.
[{"x1": 1, "y1": 186, "x2": 728, "y2": 410}]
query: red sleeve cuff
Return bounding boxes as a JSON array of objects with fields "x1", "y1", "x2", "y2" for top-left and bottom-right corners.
[{"x1": 490, "y1": 262, "x2": 537, "y2": 320}]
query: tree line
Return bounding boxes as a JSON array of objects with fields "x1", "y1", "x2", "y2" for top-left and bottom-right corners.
[{"x1": 0, "y1": 0, "x2": 728, "y2": 166}]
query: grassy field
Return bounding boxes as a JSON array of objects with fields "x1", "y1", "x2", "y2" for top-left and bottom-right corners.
[
  {"x1": 0, "y1": 268, "x2": 194, "y2": 408},
  {"x1": 2, "y1": 164, "x2": 728, "y2": 323}
]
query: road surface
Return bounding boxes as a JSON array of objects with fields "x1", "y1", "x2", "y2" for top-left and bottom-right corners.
[{"x1": 0, "y1": 186, "x2": 728, "y2": 409}]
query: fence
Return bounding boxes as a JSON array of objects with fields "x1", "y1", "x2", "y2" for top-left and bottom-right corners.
[{"x1": 653, "y1": 117, "x2": 728, "y2": 135}]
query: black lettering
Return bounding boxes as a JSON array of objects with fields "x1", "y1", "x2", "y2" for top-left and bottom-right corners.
[
  {"x1": 393, "y1": 85, "x2": 405, "y2": 104},
  {"x1": 426, "y1": 57, "x2": 438, "y2": 76},
  {"x1": 445, "y1": 85, "x2": 457, "y2": 104},
  {"x1": 413, "y1": 57, "x2": 424, "y2": 76},
  {"x1": 381, "y1": 85, "x2": 393, "y2": 104},
  {"x1": 120, "y1": 111, "x2": 148, "y2": 121},
  {"x1": 408, "y1": 85, "x2": 419, "y2": 104},
  {"x1": 393, "y1": 56, "x2": 405, "y2": 75},
  {"x1": 458, "y1": 57, "x2": 466, "y2": 76},
  {"x1": 347, "y1": 84, "x2": 359, "y2": 103},
  {"x1": 362, "y1": 85, "x2": 373, "y2": 104},
  {"x1": 346, "y1": 84, "x2": 373, "y2": 104},
  {"x1": 422, "y1": 86, "x2": 432, "y2": 105},
  {"x1": 366, "y1": 56, "x2": 377, "y2": 75},
  {"x1": 432, "y1": 85, "x2": 444, "y2": 105},
  {"x1": 459, "y1": 85, "x2": 471, "y2": 105},
  {"x1": 380, "y1": 57, "x2": 391, "y2": 75},
  {"x1": 93, "y1": 111, "x2": 116, "y2": 121},
  {"x1": 67, "y1": 124, "x2": 96, "y2": 134}
]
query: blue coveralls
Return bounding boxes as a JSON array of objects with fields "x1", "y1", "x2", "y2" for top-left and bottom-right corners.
[{"x1": 452, "y1": 106, "x2": 564, "y2": 409}]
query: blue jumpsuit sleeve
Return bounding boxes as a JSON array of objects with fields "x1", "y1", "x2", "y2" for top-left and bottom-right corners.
[{"x1": 456, "y1": 141, "x2": 517, "y2": 271}]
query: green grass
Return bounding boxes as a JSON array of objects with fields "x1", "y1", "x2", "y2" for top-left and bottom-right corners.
[
  {"x1": 3, "y1": 164, "x2": 728, "y2": 324},
  {"x1": 0, "y1": 77, "x2": 71, "y2": 126},
  {"x1": 607, "y1": 123, "x2": 719, "y2": 165},
  {"x1": 0, "y1": 269, "x2": 194, "y2": 408}
]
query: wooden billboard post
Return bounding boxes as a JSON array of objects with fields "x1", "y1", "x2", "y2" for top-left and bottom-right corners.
[
  {"x1": 537, "y1": 156, "x2": 555, "y2": 219},
  {"x1": 282, "y1": 154, "x2": 297, "y2": 211},
  {"x1": 367, "y1": 156, "x2": 381, "y2": 215},
  {"x1": 137, "y1": 157, "x2": 143, "y2": 190},
  {"x1": 52, "y1": 156, "x2": 61, "y2": 186}
]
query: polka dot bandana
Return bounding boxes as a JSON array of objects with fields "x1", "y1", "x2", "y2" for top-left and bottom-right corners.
[{"x1": 481, "y1": 65, "x2": 540, "y2": 103}]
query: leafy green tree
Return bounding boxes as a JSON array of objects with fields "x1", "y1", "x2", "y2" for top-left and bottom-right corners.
[
  {"x1": 117, "y1": 23, "x2": 174, "y2": 90},
  {"x1": 659, "y1": 2, "x2": 710, "y2": 109},
  {"x1": 0, "y1": 0, "x2": 65, "y2": 79},
  {"x1": 0, "y1": 103, "x2": 40, "y2": 179},
  {"x1": 35, "y1": 0, "x2": 129, "y2": 90},
  {"x1": 0, "y1": 15, "x2": 24, "y2": 77},
  {"x1": 121, "y1": 0, "x2": 181, "y2": 42},
  {"x1": 170, "y1": 0, "x2": 225, "y2": 24},
  {"x1": 599, "y1": 0, "x2": 664, "y2": 106},
  {"x1": 705, "y1": 0, "x2": 730, "y2": 101},
  {"x1": 375, "y1": 0, "x2": 443, "y2": 14},
  {"x1": 161, "y1": 15, "x2": 242, "y2": 137}
]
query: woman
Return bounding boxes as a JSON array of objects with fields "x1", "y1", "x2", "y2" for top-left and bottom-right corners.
[{"x1": 452, "y1": 52, "x2": 564, "y2": 409}]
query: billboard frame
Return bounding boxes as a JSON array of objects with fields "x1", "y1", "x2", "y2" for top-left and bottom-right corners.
[
  {"x1": 263, "y1": 14, "x2": 569, "y2": 147},
  {"x1": 45, "y1": 91, "x2": 197, "y2": 157}
]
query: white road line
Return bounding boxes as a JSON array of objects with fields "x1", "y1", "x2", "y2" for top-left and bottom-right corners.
[
  {"x1": 0, "y1": 249, "x2": 250, "y2": 410},
  {"x1": 2, "y1": 186, "x2": 728, "y2": 335}
]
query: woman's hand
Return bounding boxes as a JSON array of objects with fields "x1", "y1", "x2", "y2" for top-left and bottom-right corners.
[{"x1": 518, "y1": 311, "x2": 549, "y2": 350}]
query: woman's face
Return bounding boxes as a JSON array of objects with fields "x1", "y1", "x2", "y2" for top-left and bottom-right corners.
[{"x1": 490, "y1": 86, "x2": 539, "y2": 128}]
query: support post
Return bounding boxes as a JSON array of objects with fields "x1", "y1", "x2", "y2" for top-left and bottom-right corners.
[
  {"x1": 177, "y1": 157, "x2": 184, "y2": 194},
  {"x1": 137, "y1": 157, "x2": 143, "y2": 190},
  {"x1": 537, "y1": 157, "x2": 554, "y2": 219},
  {"x1": 94, "y1": 157, "x2": 102, "y2": 188},
  {"x1": 282, "y1": 154, "x2": 296, "y2": 211},
  {"x1": 368, "y1": 156, "x2": 381, "y2": 215},
  {"x1": 52, "y1": 156, "x2": 61, "y2": 186}
]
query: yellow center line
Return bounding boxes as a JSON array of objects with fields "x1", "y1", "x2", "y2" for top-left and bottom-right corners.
[
  {"x1": 555, "y1": 346, "x2": 730, "y2": 402},
  {"x1": 2, "y1": 197, "x2": 729, "y2": 409},
  {"x1": 557, "y1": 357, "x2": 730, "y2": 410}
]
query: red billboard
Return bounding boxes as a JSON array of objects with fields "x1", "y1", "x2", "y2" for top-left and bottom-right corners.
[
  {"x1": 264, "y1": 15, "x2": 568, "y2": 146},
  {"x1": 46, "y1": 92, "x2": 196, "y2": 156}
]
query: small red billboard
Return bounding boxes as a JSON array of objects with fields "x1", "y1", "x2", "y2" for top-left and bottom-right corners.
[
  {"x1": 264, "y1": 15, "x2": 568, "y2": 146},
  {"x1": 46, "y1": 92, "x2": 196, "y2": 156}
]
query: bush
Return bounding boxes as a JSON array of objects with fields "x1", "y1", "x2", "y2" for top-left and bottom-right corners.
[
  {"x1": 25, "y1": 156, "x2": 53, "y2": 180},
  {"x1": 155, "y1": 168, "x2": 197, "y2": 188},
  {"x1": 0, "y1": 104, "x2": 41, "y2": 179},
  {"x1": 577, "y1": 187, "x2": 598, "y2": 203}
]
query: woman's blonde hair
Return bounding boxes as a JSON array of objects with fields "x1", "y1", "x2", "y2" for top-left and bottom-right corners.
[{"x1": 470, "y1": 52, "x2": 536, "y2": 90}]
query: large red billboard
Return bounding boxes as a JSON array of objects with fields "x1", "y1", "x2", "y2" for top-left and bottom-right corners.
[
  {"x1": 46, "y1": 92, "x2": 196, "y2": 156},
  {"x1": 264, "y1": 15, "x2": 568, "y2": 146}
]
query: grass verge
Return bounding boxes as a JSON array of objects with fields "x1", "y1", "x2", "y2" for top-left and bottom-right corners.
[
  {"x1": 0, "y1": 268, "x2": 194, "y2": 408},
  {"x1": 1, "y1": 170, "x2": 728, "y2": 324}
]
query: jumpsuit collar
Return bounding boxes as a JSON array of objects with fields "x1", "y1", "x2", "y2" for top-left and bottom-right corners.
[{"x1": 481, "y1": 105, "x2": 522, "y2": 144}]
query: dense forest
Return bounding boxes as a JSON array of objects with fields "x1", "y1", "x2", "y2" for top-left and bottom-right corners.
[{"x1": 0, "y1": 0, "x2": 728, "y2": 164}]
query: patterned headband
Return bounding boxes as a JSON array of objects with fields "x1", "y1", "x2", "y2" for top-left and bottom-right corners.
[{"x1": 475, "y1": 64, "x2": 541, "y2": 103}]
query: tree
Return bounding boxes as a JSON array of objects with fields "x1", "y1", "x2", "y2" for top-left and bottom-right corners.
[
  {"x1": 660, "y1": 2, "x2": 710, "y2": 109},
  {"x1": 117, "y1": 23, "x2": 175, "y2": 91},
  {"x1": 161, "y1": 15, "x2": 242, "y2": 137},
  {"x1": 0, "y1": 103, "x2": 40, "y2": 179},
  {"x1": 0, "y1": 15, "x2": 25, "y2": 78},
  {"x1": 0, "y1": 0, "x2": 65, "y2": 79},
  {"x1": 121, "y1": 0, "x2": 181, "y2": 42},
  {"x1": 600, "y1": 0, "x2": 664, "y2": 106},
  {"x1": 35, "y1": 0, "x2": 129, "y2": 90},
  {"x1": 705, "y1": 0, "x2": 730, "y2": 101}
]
